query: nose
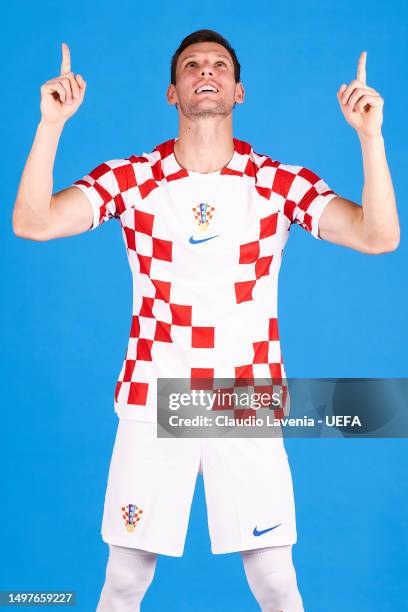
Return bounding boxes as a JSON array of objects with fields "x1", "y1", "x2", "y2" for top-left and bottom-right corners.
[{"x1": 201, "y1": 67, "x2": 213, "y2": 76}]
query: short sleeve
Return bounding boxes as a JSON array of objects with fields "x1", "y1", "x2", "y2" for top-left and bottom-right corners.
[
  {"x1": 285, "y1": 166, "x2": 339, "y2": 240},
  {"x1": 72, "y1": 159, "x2": 130, "y2": 231}
]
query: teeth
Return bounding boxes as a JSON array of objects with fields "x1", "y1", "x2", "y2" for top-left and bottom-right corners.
[{"x1": 195, "y1": 85, "x2": 218, "y2": 94}]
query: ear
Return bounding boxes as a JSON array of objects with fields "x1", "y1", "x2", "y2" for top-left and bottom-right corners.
[
  {"x1": 166, "y1": 83, "x2": 178, "y2": 106},
  {"x1": 235, "y1": 82, "x2": 245, "y2": 105}
]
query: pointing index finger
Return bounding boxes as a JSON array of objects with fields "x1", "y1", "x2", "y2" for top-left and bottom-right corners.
[
  {"x1": 357, "y1": 51, "x2": 367, "y2": 84},
  {"x1": 60, "y1": 42, "x2": 71, "y2": 74}
]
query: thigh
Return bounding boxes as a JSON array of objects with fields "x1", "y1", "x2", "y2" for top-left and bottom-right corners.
[
  {"x1": 101, "y1": 419, "x2": 201, "y2": 557},
  {"x1": 202, "y1": 436, "x2": 297, "y2": 554}
]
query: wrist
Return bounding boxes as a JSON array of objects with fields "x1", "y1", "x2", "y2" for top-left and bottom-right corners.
[
  {"x1": 38, "y1": 117, "x2": 66, "y2": 131},
  {"x1": 357, "y1": 131, "x2": 384, "y2": 145}
]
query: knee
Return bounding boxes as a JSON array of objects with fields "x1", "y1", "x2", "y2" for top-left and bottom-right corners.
[
  {"x1": 105, "y1": 562, "x2": 138, "y2": 597},
  {"x1": 105, "y1": 551, "x2": 156, "y2": 599},
  {"x1": 257, "y1": 568, "x2": 302, "y2": 611}
]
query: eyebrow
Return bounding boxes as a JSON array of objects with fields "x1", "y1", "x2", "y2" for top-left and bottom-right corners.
[{"x1": 180, "y1": 54, "x2": 232, "y2": 66}]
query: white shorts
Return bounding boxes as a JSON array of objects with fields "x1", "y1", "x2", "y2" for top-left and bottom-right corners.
[{"x1": 101, "y1": 420, "x2": 297, "y2": 557}]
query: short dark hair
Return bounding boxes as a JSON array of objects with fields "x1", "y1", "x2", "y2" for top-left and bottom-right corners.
[{"x1": 170, "y1": 29, "x2": 241, "y2": 85}]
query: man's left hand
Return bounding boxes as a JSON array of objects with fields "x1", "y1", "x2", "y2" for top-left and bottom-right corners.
[{"x1": 337, "y1": 51, "x2": 384, "y2": 138}]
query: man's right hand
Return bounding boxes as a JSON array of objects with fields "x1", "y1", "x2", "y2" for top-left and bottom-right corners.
[{"x1": 40, "y1": 42, "x2": 86, "y2": 126}]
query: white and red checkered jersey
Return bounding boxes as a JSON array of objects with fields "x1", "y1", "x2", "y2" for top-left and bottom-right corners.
[{"x1": 72, "y1": 137, "x2": 338, "y2": 423}]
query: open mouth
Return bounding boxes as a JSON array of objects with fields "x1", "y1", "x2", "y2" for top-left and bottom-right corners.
[{"x1": 194, "y1": 85, "x2": 219, "y2": 95}]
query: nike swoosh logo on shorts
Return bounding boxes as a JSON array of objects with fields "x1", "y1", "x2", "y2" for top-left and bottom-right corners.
[
  {"x1": 189, "y1": 235, "x2": 219, "y2": 244},
  {"x1": 253, "y1": 524, "x2": 282, "y2": 536}
]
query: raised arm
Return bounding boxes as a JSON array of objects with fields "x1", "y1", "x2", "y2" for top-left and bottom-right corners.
[
  {"x1": 12, "y1": 42, "x2": 91, "y2": 241},
  {"x1": 317, "y1": 51, "x2": 399, "y2": 254}
]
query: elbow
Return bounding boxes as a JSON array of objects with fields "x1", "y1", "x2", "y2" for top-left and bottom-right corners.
[
  {"x1": 12, "y1": 223, "x2": 46, "y2": 242},
  {"x1": 12, "y1": 219, "x2": 30, "y2": 239},
  {"x1": 386, "y1": 234, "x2": 400, "y2": 252},
  {"x1": 365, "y1": 232, "x2": 400, "y2": 254},
  {"x1": 12, "y1": 212, "x2": 47, "y2": 242},
  {"x1": 12, "y1": 221, "x2": 27, "y2": 239},
  {"x1": 12, "y1": 209, "x2": 30, "y2": 239},
  {"x1": 12, "y1": 210, "x2": 23, "y2": 237}
]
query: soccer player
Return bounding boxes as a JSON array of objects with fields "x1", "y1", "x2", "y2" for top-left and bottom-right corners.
[{"x1": 13, "y1": 30, "x2": 399, "y2": 611}]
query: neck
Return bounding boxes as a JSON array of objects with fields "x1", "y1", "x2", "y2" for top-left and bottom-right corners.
[{"x1": 174, "y1": 117, "x2": 234, "y2": 173}]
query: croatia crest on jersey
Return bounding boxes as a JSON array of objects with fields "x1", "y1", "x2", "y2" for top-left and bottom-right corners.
[
  {"x1": 192, "y1": 202, "x2": 216, "y2": 232},
  {"x1": 121, "y1": 503, "x2": 143, "y2": 532}
]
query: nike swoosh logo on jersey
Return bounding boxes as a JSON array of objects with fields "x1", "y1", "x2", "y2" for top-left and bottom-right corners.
[
  {"x1": 189, "y1": 234, "x2": 219, "y2": 244},
  {"x1": 253, "y1": 524, "x2": 282, "y2": 537}
]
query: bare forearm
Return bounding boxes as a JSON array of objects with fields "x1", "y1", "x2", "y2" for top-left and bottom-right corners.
[
  {"x1": 359, "y1": 133, "x2": 400, "y2": 248},
  {"x1": 12, "y1": 119, "x2": 65, "y2": 234}
]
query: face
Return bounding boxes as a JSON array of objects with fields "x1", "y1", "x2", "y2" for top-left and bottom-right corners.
[{"x1": 166, "y1": 41, "x2": 244, "y2": 120}]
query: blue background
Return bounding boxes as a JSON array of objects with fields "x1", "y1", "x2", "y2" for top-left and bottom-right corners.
[{"x1": 1, "y1": 0, "x2": 407, "y2": 610}]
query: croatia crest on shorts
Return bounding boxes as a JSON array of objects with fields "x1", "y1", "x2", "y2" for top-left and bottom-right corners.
[
  {"x1": 192, "y1": 202, "x2": 216, "y2": 232},
  {"x1": 121, "y1": 503, "x2": 143, "y2": 532}
]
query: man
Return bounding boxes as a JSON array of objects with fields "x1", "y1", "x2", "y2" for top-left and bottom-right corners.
[{"x1": 12, "y1": 29, "x2": 399, "y2": 611}]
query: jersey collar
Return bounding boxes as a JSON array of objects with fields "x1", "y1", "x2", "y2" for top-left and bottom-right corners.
[{"x1": 154, "y1": 137, "x2": 253, "y2": 183}]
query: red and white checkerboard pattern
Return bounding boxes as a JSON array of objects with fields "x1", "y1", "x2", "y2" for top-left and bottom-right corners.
[
  {"x1": 121, "y1": 504, "x2": 143, "y2": 532},
  {"x1": 72, "y1": 137, "x2": 338, "y2": 422}
]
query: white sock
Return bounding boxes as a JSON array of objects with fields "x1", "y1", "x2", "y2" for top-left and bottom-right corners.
[
  {"x1": 241, "y1": 545, "x2": 304, "y2": 612},
  {"x1": 96, "y1": 544, "x2": 158, "y2": 611}
]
